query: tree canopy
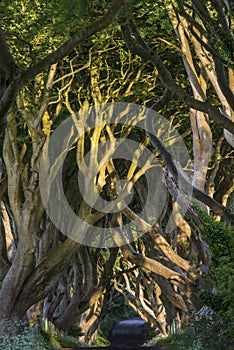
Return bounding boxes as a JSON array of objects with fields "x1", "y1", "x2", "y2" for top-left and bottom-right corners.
[{"x1": 0, "y1": 1, "x2": 233, "y2": 349}]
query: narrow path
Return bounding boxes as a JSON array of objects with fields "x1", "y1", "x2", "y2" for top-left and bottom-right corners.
[{"x1": 61, "y1": 318, "x2": 168, "y2": 349}]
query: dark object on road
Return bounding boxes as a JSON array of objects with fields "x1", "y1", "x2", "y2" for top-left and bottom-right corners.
[{"x1": 109, "y1": 317, "x2": 149, "y2": 347}]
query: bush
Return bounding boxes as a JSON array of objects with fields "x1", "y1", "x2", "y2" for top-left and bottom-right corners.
[
  {"x1": 195, "y1": 207, "x2": 234, "y2": 348},
  {"x1": 56, "y1": 334, "x2": 84, "y2": 347},
  {"x1": 193, "y1": 311, "x2": 229, "y2": 349},
  {"x1": 0, "y1": 330, "x2": 56, "y2": 350},
  {"x1": 67, "y1": 323, "x2": 83, "y2": 338},
  {"x1": 91, "y1": 331, "x2": 110, "y2": 347},
  {"x1": 144, "y1": 321, "x2": 227, "y2": 350},
  {"x1": 0, "y1": 319, "x2": 85, "y2": 350},
  {"x1": 40, "y1": 323, "x2": 84, "y2": 348},
  {"x1": 144, "y1": 327, "x2": 196, "y2": 350}
]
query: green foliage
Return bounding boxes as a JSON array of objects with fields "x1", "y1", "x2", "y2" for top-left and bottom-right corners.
[
  {"x1": 144, "y1": 318, "x2": 232, "y2": 350},
  {"x1": 91, "y1": 331, "x2": 110, "y2": 347},
  {"x1": 0, "y1": 329, "x2": 56, "y2": 350},
  {"x1": 0, "y1": 326, "x2": 83, "y2": 350},
  {"x1": 67, "y1": 323, "x2": 83, "y2": 338},
  {"x1": 40, "y1": 320, "x2": 84, "y2": 349},
  {"x1": 145, "y1": 208, "x2": 234, "y2": 349},
  {"x1": 198, "y1": 290, "x2": 223, "y2": 312},
  {"x1": 193, "y1": 310, "x2": 233, "y2": 350},
  {"x1": 197, "y1": 209, "x2": 234, "y2": 264},
  {"x1": 55, "y1": 334, "x2": 83, "y2": 348},
  {"x1": 195, "y1": 206, "x2": 234, "y2": 348},
  {"x1": 144, "y1": 327, "x2": 196, "y2": 350},
  {"x1": 40, "y1": 329, "x2": 60, "y2": 348},
  {"x1": 0, "y1": 0, "x2": 111, "y2": 68},
  {"x1": 197, "y1": 208, "x2": 234, "y2": 303},
  {"x1": 129, "y1": 0, "x2": 174, "y2": 37}
]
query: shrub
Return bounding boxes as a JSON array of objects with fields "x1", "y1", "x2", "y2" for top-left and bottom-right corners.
[
  {"x1": 91, "y1": 331, "x2": 110, "y2": 347},
  {"x1": 0, "y1": 319, "x2": 85, "y2": 350},
  {"x1": 144, "y1": 327, "x2": 196, "y2": 350},
  {"x1": 0, "y1": 330, "x2": 56, "y2": 350},
  {"x1": 195, "y1": 207, "x2": 234, "y2": 348}
]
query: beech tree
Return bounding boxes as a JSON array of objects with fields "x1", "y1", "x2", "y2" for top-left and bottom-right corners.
[
  {"x1": 0, "y1": 0, "x2": 233, "y2": 343},
  {"x1": 0, "y1": 0, "x2": 127, "y2": 336},
  {"x1": 121, "y1": 0, "x2": 234, "y2": 198}
]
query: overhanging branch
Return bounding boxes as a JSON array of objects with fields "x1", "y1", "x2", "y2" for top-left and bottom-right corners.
[
  {"x1": 145, "y1": 113, "x2": 234, "y2": 223},
  {"x1": 0, "y1": 0, "x2": 127, "y2": 131},
  {"x1": 121, "y1": 20, "x2": 234, "y2": 135}
]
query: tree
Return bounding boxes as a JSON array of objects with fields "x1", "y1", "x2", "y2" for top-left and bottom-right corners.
[
  {"x1": 0, "y1": 0, "x2": 127, "y2": 335},
  {"x1": 0, "y1": 0, "x2": 233, "y2": 345}
]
